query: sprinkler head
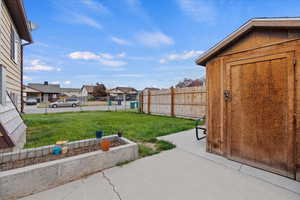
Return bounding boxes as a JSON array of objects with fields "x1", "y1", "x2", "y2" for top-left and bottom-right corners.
[{"x1": 117, "y1": 131, "x2": 123, "y2": 137}]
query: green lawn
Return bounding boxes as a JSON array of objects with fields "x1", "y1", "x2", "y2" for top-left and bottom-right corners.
[{"x1": 24, "y1": 111, "x2": 196, "y2": 149}]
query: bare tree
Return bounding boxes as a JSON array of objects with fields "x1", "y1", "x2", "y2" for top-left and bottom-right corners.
[
  {"x1": 92, "y1": 83, "x2": 107, "y2": 97},
  {"x1": 175, "y1": 78, "x2": 205, "y2": 88}
]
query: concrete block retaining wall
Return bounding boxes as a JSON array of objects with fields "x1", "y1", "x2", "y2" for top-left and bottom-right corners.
[
  {"x1": 0, "y1": 136, "x2": 138, "y2": 200},
  {"x1": 0, "y1": 136, "x2": 122, "y2": 171}
]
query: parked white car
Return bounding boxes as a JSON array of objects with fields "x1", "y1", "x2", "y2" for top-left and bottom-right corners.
[{"x1": 49, "y1": 98, "x2": 80, "y2": 108}]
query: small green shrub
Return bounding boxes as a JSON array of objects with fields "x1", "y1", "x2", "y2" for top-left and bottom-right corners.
[
  {"x1": 138, "y1": 144, "x2": 160, "y2": 157},
  {"x1": 116, "y1": 160, "x2": 133, "y2": 167},
  {"x1": 143, "y1": 138, "x2": 158, "y2": 143},
  {"x1": 155, "y1": 140, "x2": 176, "y2": 151}
]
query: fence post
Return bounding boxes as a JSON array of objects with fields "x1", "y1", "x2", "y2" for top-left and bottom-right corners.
[
  {"x1": 123, "y1": 93, "x2": 126, "y2": 110},
  {"x1": 139, "y1": 91, "x2": 143, "y2": 113},
  {"x1": 171, "y1": 87, "x2": 175, "y2": 117},
  {"x1": 147, "y1": 90, "x2": 151, "y2": 114},
  {"x1": 107, "y1": 94, "x2": 110, "y2": 111}
]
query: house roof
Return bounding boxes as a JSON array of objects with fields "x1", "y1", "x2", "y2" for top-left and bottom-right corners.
[
  {"x1": 4, "y1": 0, "x2": 32, "y2": 43},
  {"x1": 28, "y1": 83, "x2": 61, "y2": 94},
  {"x1": 143, "y1": 87, "x2": 160, "y2": 91},
  {"x1": 115, "y1": 87, "x2": 138, "y2": 93},
  {"x1": 82, "y1": 85, "x2": 95, "y2": 93},
  {"x1": 196, "y1": 17, "x2": 300, "y2": 66},
  {"x1": 61, "y1": 88, "x2": 81, "y2": 93},
  {"x1": 24, "y1": 86, "x2": 41, "y2": 93}
]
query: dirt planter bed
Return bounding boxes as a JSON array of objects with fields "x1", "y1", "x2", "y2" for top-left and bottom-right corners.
[{"x1": 0, "y1": 136, "x2": 138, "y2": 200}]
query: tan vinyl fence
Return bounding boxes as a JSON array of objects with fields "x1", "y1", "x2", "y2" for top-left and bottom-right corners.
[{"x1": 139, "y1": 86, "x2": 206, "y2": 119}]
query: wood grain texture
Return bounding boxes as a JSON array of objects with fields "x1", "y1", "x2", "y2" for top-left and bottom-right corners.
[
  {"x1": 140, "y1": 87, "x2": 206, "y2": 119},
  {"x1": 207, "y1": 58, "x2": 222, "y2": 154},
  {"x1": 226, "y1": 53, "x2": 295, "y2": 178},
  {"x1": 205, "y1": 27, "x2": 300, "y2": 180}
]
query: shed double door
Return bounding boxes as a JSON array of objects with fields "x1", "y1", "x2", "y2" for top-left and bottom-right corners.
[{"x1": 226, "y1": 52, "x2": 296, "y2": 178}]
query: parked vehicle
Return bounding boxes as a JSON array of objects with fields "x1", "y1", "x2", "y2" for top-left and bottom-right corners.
[
  {"x1": 49, "y1": 98, "x2": 80, "y2": 108},
  {"x1": 26, "y1": 98, "x2": 37, "y2": 105}
]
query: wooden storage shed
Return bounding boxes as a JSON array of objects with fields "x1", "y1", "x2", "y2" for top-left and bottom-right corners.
[{"x1": 196, "y1": 18, "x2": 300, "y2": 181}]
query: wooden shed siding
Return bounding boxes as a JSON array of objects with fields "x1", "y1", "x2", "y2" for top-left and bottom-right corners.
[
  {"x1": 0, "y1": 0, "x2": 22, "y2": 110},
  {"x1": 206, "y1": 58, "x2": 222, "y2": 154},
  {"x1": 206, "y1": 28, "x2": 300, "y2": 180},
  {"x1": 222, "y1": 41, "x2": 300, "y2": 180},
  {"x1": 220, "y1": 29, "x2": 300, "y2": 57}
]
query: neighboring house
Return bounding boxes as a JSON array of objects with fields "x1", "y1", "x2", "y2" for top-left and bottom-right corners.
[
  {"x1": 28, "y1": 82, "x2": 61, "y2": 102},
  {"x1": 24, "y1": 85, "x2": 41, "y2": 102},
  {"x1": 80, "y1": 85, "x2": 95, "y2": 98},
  {"x1": 0, "y1": 0, "x2": 33, "y2": 151},
  {"x1": 60, "y1": 88, "x2": 81, "y2": 98},
  {"x1": 108, "y1": 87, "x2": 138, "y2": 100},
  {"x1": 143, "y1": 87, "x2": 160, "y2": 91}
]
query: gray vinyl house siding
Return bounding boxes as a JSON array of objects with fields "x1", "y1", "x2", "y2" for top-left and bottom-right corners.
[
  {"x1": 0, "y1": 0, "x2": 32, "y2": 151},
  {"x1": 0, "y1": 0, "x2": 22, "y2": 111}
]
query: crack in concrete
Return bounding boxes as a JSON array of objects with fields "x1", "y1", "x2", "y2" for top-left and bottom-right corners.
[
  {"x1": 61, "y1": 180, "x2": 85, "y2": 200},
  {"x1": 102, "y1": 171, "x2": 122, "y2": 200}
]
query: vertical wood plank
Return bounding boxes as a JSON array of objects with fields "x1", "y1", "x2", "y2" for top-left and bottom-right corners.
[
  {"x1": 171, "y1": 87, "x2": 175, "y2": 117},
  {"x1": 226, "y1": 52, "x2": 296, "y2": 178}
]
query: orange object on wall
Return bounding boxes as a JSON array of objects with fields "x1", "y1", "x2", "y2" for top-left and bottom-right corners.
[{"x1": 101, "y1": 140, "x2": 110, "y2": 152}]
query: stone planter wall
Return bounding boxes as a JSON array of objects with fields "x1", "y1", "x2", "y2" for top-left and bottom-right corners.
[
  {"x1": 0, "y1": 136, "x2": 125, "y2": 171},
  {"x1": 0, "y1": 136, "x2": 138, "y2": 200}
]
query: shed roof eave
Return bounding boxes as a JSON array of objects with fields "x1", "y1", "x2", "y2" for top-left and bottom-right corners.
[{"x1": 196, "y1": 17, "x2": 300, "y2": 66}]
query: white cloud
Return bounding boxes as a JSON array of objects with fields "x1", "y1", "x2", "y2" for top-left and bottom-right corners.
[
  {"x1": 99, "y1": 53, "x2": 114, "y2": 59},
  {"x1": 70, "y1": 13, "x2": 102, "y2": 29},
  {"x1": 157, "y1": 65, "x2": 202, "y2": 71},
  {"x1": 68, "y1": 51, "x2": 127, "y2": 67},
  {"x1": 24, "y1": 60, "x2": 57, "y2": 72},
  {"x1": 113, "y1": 74, "x2": 144, "y2": 78},
  {"x1": 159, "y1": 59, "x2": 167, "y2": 64},
  {"x1": 177, "y1": 0, "x2": 216, "y2": 23},
  {"x1": 100, "y1": 59, "x2": 127, "y2": 67},
  {"x1": 51, "y1": 81, "x2": 60, "y2": 84},
  {"x1": 136, "y1": 31, "x2": 174, "y2": 47},
  {"x1": 160, "y1": 50, "x2": 204, "y2": 63},
  {"x1": 69, "y1": 51, "x2": 99, "y2": 60},
  {"x1": 64, "y1": 80, "x2": 71, "y2": 85},
  {"x1": 117, "y1": 52, "x2": 126, "y2": 58},
  {"x1": 111, "y1": 37, "x2": 132, "y2": 46},
  {"x1": 168, "y1": 50, "x2": 204, "y2": 60},
  {"x1": 23, "y1": 75, "x2": 32, "y2": 81},
  {"x1": 80, "y1": 0, "x2": 110, "y2": 14}
]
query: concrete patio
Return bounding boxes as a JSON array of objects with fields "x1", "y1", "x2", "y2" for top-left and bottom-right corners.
[{"x1": 19, "y1": 129, "x2": 300, "y2": 200}]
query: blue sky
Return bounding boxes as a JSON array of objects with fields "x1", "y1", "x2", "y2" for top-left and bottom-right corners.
[{"x1": 23, "y1": 0, "x2": 300, "y2": 89}]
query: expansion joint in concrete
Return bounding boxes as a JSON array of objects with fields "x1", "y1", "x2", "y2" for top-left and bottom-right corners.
[{"x1": 102, "y1": 172, "x2": 122, "y2": 200}]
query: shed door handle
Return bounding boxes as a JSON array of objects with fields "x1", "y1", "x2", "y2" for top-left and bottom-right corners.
[{"x1": 224, "y1": 90, "x2": 231, "y2": 102}]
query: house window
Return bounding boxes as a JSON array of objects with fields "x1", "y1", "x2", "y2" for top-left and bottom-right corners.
[{"x1": 10, "y1": 26, "x2": 20, "y2": 63}]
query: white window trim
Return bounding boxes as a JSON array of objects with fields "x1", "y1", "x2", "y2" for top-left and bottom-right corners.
[
  {"x1": 11, "y1": 28, "x2": 20, "y2": 64},
  {"x1": 14, "y1": 30, "x2": 20, "y2": 64}
]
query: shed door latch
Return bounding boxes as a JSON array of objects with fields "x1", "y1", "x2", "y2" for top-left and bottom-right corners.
[{"x1": 224, "y1": 90, "x2": 231, "y2": 102}]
